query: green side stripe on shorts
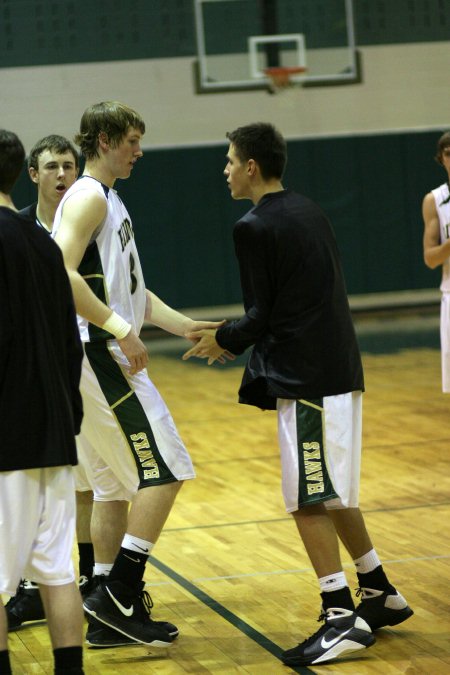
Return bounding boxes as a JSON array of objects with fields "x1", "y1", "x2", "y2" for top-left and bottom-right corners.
[
  {"x1": 84, "y1": 342, "x2": 176, "y2": 487},
  {"x1": 295, "y1": 398, "x2": 338, "y2": 506}
]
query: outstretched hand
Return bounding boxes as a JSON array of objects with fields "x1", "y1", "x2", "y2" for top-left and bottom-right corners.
[{"x1": 182, "y1": 328, "x2": 235, "y2": 366}]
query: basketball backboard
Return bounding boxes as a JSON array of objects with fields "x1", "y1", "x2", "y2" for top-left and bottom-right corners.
[{"x1": 194, "y1": 0, "x2": 360, "y2": 93}]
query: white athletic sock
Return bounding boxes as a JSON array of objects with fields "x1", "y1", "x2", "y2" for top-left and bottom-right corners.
[
  {"x1": 319, "y1": 571, "x2": 348, "y2": 593},
  {"x1": 353, "y1": 548, "x2": 381, "y2": 574},
  {"x1": 94, "y1": 563, "x2": 113, "y2": 577},
  {"x1": 121, "y1": 533, "x2": 154, "y2": 557}
]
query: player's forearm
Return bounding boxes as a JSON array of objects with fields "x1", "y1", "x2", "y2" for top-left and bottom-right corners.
[
  {"x1": 68, "y1": 269, "x2": 114, "y2": 328},
  {"x1": 145, "y1": 290, "x2": 193, "y2": 336},
  {"x1": 216, "y1": 311, "x2": 267, "y2": 355},
  {"x1": 424, "y1": 240, "x2": 450, "y2": 269}
]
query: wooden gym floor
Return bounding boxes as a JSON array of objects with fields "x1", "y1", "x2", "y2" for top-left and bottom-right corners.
[{"x1": 5, "y1": 313, "x2": 450, "y2": 674}]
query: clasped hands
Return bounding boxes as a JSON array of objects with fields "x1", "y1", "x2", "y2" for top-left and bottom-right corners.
[{"x1": 182, "y1": 323, "x2": 235, "y2": 366}]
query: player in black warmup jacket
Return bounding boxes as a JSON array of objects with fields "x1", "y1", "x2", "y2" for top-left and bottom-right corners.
[{"x1": 183, "y1": 122, "x2": 413, "y2": 667}]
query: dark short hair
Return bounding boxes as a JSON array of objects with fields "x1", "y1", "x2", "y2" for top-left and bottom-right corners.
[
  {"x1": 0, "y1": 130, "x2": 25, "y2": 194},
  {"x1": 74, "y1": 101, "x2": 146, "y2": 160},
  {"x1": 226, "y1": 122, "x2": 287, "y2": 180},
  {"x1": 28, "y1": 134, "x2": 79, "y2": 171},
  {"x1": 435, "y1": 131, "x2": 450, "y2": 165}
]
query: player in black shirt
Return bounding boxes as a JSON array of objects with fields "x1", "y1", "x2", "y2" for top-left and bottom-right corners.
[
  {"x1": 0, "y1": 130, "x2": 84, "y2": 674},
  {"x1": 183, "y1": 122, "x2": 413, "y2": 667}
]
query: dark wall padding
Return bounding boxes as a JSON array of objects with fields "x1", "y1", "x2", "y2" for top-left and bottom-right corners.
[
  {"x1": 0, "y1": 0, "x2": 447, "y2": 68},
  {"x1": 13, "y1": 130, "x2": 443, "y2": 308}
]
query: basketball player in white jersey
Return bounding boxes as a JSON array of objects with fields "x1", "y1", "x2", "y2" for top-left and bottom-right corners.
[
  {"x1": 21, "y1": 135, "x2": 79, "y2": 232},
  {"x1": 22, "y1": 137, "x2": 96, "y2": 590},
  {"x1": 423, "y1": 131, "x2": 450, "y2": 391},
  {"x1": 53, "y1": 101, "x2": 230, "y2": 647}
]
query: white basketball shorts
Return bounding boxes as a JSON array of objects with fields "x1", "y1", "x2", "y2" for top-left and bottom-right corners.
[
  {"x1": 440, "y1": 293, "x2": 450, "y2": 393},
  {"x1": 76, "y1": 340, "x2": 195, "y2": 502},
  {"x1": 72, "y1": 458, "x2": 91, "y2": 492},
  {"x1": 277, "y1": 391, "x2": 362, "y2": 512},
  {"x1": 0, "y1": 466, "x2": 76, "y2": 595}
]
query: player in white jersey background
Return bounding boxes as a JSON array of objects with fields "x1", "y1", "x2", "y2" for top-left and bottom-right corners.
[
  {"x1": 53, "y1": 101, "x2": 231, "y2": 648},
  {"x1": 423, "y1": 131, "x2": 450, "y2": 392},
  {"x1": 20, "y1": 135, "x2": 79, "y2": 232}
]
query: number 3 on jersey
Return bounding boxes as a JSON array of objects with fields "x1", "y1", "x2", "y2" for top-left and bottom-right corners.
[{"x1": 129, "y1": 252, "x2": 137, "y2": 294}]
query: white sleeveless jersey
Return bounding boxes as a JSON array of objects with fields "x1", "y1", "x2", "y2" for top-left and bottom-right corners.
[
  {"x1": 432, "y1": 182, "x2": 450, "y2": 293},
  {"x1": 53, "y1": 176, "x2": 146, "y2": 342}
]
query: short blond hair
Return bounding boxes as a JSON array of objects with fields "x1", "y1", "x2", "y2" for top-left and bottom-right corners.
[{"x1": 74, "y1": 101, "x2": 145, "y2": 160}]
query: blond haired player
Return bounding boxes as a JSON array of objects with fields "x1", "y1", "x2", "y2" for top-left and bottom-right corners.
[{"x1": 53, "y1": 101, "x2": 230, "y2": 647}]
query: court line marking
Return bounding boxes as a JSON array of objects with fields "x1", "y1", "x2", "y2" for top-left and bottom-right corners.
[
  {"x1": 164, "y1": 501, "x2": 450, "y2": 534},
  {"x1": 191, "y1": 554, "x2": 450, "y2": 583},
  {"x1": 149, "y1": 556, "x2": 316, "y2": 675},
  {"x1": 146, "y1": 554, "x2": 450, "y2": 587}
]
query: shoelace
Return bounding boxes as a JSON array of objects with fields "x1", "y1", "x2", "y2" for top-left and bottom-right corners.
[
  {"x1": 140, "y1": 589, "x2": 154, "y2": 618},
  {"x1": 297, "y1": 611, "x2": 327, "y2": 647},
  {"x1": 5, "y1": 579, "x2": 39, "y2": 609},
  {"x1": 19, "y1": 579, "x2": 39, "y2": 591},
  {"x1": 317, "y1": 610, "x2": 326, "y2": 623},
  {"x1": 355, "y1": 587, "x2": 374, "y2": 600}
]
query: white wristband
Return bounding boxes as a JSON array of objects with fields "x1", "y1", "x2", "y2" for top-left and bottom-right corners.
[{"x1": 102, "y1": 311, "x2": 131, "y2": 340}]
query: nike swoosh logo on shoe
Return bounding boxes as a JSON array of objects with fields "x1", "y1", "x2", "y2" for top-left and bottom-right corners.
[
  {"x1": 105, "y1": 587, "x2": 134, "y2": 617},
  {"x1": 321, "y1": 628, "x2": 352, "y2": 649}
]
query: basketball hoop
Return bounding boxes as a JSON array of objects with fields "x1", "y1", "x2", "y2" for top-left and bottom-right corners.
[{"x1": 264, "y1": 66, "x2": 307, "y2": 94}]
